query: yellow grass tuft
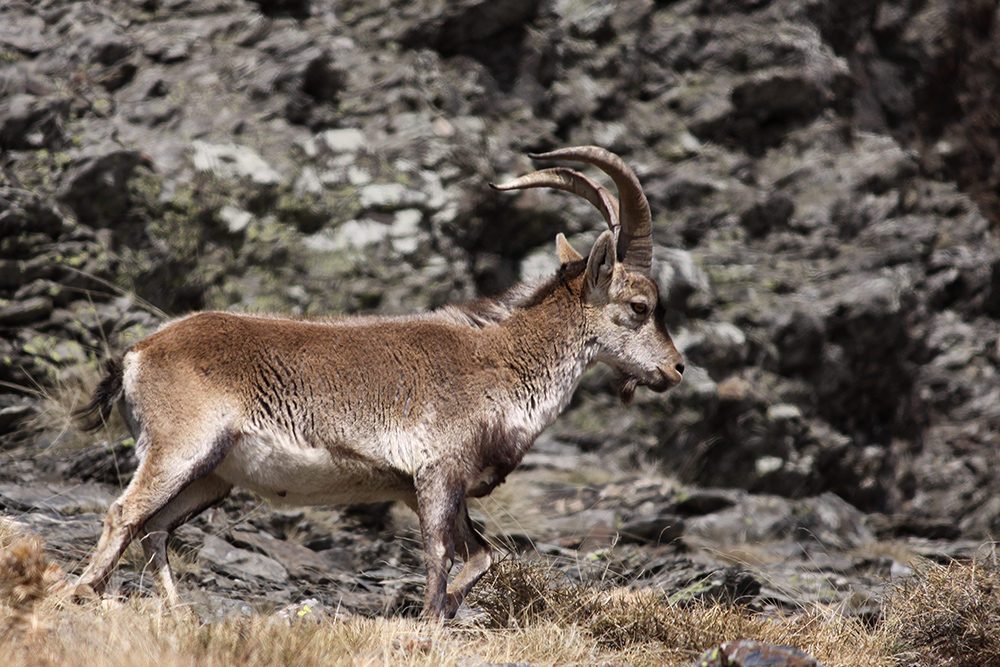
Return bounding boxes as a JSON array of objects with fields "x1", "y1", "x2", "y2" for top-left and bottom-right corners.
[
  {"x1": 0, "y1": 520, "x2": 71, "y2": 649},
  {"x1": 5, "y1": 361, "x2": 128, "y2": 452},
  {"x1": 469, "y1": 557, "x2": 892, "y2": 666},
  {"x1": 884, "y1": 553, "x2": 1000, "y2": 667},
  {"x1": 0, "y1": 532, "x2": 66, "y2": 611}
]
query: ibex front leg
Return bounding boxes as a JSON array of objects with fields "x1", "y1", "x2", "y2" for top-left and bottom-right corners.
[{"x1": 413, "y1": 466, "x2": 465, "y2": 619}]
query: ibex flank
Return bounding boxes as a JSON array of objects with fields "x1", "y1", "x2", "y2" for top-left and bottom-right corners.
[{"x1": 74, "y1": 146, "x2": 685, "y2": 618}]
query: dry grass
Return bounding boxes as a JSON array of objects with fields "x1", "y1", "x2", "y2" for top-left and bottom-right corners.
[
  {"x1": 469, "y1": 557, "x2": 890, "y2": 666},
  {"x1": 2, "y1": 520, "x2": 998, "y2": 666},
  {"x1": 884, "y1": 552, "x2": 1000, "y2": 667},
  {"x1": 4, "y1": 361, "x2": 129, "y2": 452}
]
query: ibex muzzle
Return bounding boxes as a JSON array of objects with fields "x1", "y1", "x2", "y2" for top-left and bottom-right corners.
[{"x1": 74, "y1": 146, "x2": 684, "y2": 618}]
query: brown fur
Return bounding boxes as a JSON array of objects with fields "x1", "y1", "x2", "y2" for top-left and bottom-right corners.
[{"x1": 73, "y1": 148, "x2": 686, "y2": 619}]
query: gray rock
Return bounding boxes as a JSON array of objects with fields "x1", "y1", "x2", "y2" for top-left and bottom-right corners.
[
  {"x1": 0, "y1": 296, "x2": 54, "y2": 326},
  {"x1": 656, "y1": 247, "x2": 711, "y2": 312},
  {"x1": 685, "y1": 492, "x2": 873, "y2": 551},
  {"x1": 543, "y1": 508, "x2": 617, "y2": 544},
  {"x1": 10, "y1": 512, "x2": 104, "y2": 559},
  {"x1": 219, "y1": 205, "x2": 252, "y2": 233},
  {"x1": 191, "y1": 141, "x2": 281, "y2": 184},
  {"x1": 0, "y1": 481, "x2": 115, "y2": 514},
  {"x1": 56, "y1": 149, "x2": 152, "y2": 228},
  {"x1": 618, "y1": 514, "x2": 685, "y2": 546},
  {"x1": 358, "y1": 183, "x2": 426, "y2": 211},
  {"x1": 0, "y1": 401, "x2": 35, "y2": 435},
  {"x1": 59, "y1": 441, "x2": 139, "y2": 487},
  {"x1": 0, "y1": 189, "x2": 65, "y2": 238},
  {"x1": 731, "y1": 70, "x2": 825, "y2": 123},
  {"x1": 275, "y1": 598, "x2": 330, "y2": 624},
  {"x1": 740, "y1": 193, "x2": 796, "y2": 238},
  {"x1": 229, "y1": 528, "x2": 331, "y2": 582},
  {"x1": 692, "y1": 639, "x2": 824, "y2": 667},
  {"x1": 80, "y1": 21, "x2": 135, "y2": 66},
  {"x1": 0, "y1": 94, "x2": 68, "y2": 150},
  {"x1": 198, "y1": 533, "x2": 289, "y2": 584},
  {"x1": 0, "y1": 14, "x2": 52, "y2": 54},
  {"x1": 315, "y1": 128, "x2": 366, "y2": 154}
]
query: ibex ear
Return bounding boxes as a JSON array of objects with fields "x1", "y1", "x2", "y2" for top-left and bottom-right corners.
[
  {"x1": 585, "y1": 230, "x2": 617, "y2": 295},
  {"x1": 556, "y1": 233, "x2": 584, "y2": 264}
]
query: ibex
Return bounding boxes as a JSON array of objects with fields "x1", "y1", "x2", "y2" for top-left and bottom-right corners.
[{"x1": 74, "y1": 146, "x2": 684, "y2": 618}]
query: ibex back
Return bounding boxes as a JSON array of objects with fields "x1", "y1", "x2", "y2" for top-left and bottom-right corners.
[{"x1": 74, "y1": 146, "x2": 684, "y2": 618}]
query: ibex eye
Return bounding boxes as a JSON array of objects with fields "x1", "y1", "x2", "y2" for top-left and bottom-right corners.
[{"x1": 630, "y1": 302, "x2": 648, "y2": 315}]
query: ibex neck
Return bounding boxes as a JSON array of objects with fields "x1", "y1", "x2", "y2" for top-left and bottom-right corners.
[{"x1": 494, "y1": 278, "x2": 594, "y2": 437}]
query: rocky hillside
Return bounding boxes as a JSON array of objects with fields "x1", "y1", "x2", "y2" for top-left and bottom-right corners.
[{"x1": 2, "y1": 0, "x2": 999, "y2": 583}]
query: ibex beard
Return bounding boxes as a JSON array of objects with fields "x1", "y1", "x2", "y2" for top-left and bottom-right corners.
[{"x1": 73, "y1": 146, "x2": 684, "y2": 619}]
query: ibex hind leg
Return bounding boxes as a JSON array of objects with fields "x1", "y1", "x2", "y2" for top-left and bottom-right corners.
[
  {"x1": 137, "y1": 473, "x2": 232, "y2": 606},
  {"x1": 77, "y1": 428, "x2": 238, "y2": 599}
]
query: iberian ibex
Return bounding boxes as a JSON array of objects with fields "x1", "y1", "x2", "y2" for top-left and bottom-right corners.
[{"x1": 74, "y1": 146, "x2": 684, "y2": 618}]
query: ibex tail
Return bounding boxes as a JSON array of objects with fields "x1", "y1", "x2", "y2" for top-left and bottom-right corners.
[{"x1": 74, "y1": 356, "x2": 125, "y2": 432}]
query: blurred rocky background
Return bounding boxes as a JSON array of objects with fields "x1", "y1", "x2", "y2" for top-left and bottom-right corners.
[{"x1": 1, "y1": 0, "x2": 998, "y2": 619}]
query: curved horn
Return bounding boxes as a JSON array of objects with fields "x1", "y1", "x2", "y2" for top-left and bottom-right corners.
[
  {"x1": 529, "y1": 146, "x2": 653, "y2": 276},
  {"x1": 490, "y1": 167, "x2": 620, "y2": 233}
]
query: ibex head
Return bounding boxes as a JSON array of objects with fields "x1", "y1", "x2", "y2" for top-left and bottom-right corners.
[{"x1": 492, "y1": 146, "x2": 684, "y2": 403}]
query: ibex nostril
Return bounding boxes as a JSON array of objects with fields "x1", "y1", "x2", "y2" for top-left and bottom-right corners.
[{"x1": 676, "y1": 361, "x2": 685, "y2": 375}]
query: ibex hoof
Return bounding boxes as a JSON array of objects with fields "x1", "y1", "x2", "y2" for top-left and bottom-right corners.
[{"x1": 69, "y1": 582, "x2": 100, "y2": 604}]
